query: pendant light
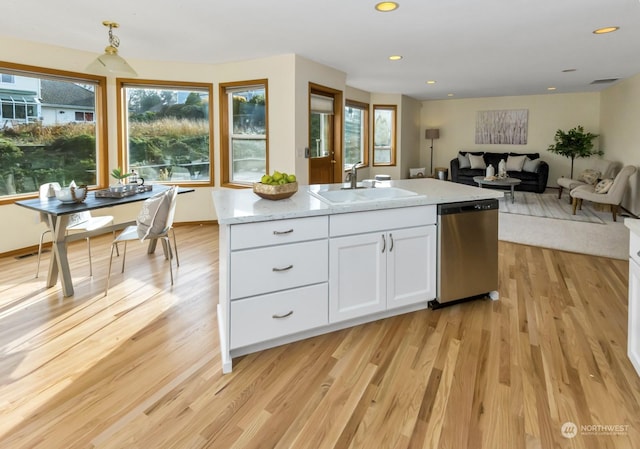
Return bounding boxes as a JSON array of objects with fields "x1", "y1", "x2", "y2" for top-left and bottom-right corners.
[{"x1": 86, "y1": 21, "x2": 137, "y2": 77}]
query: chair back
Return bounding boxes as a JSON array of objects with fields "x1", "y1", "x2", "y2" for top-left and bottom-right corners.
[
  {"x1": 161, "y1": 186, "x2": 180, "y2": 234},
  {"x1": 606, "y1": 165, "x2": 637, "y2": 202},
  {"x1": 592, "y1": 159, "x2": 622, "y2": 179},
  {"x1": 137, "y1": 186, "x2": 179, "y2": 240},
  {"x1": 67, "y1": 211, "x2": 91, "y2": 227},
  {"x1": 39, "y1": 182, "x2": 61, "y2": 200}
]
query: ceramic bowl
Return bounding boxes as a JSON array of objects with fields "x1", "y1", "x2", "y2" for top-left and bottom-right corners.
[{"x1": 55, "y1": 186, "x2": 87, "y2": 203}]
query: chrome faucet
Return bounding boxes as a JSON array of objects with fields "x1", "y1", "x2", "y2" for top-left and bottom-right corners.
[{"x1": 345, "y1": 161, "x2": 362, "y2": 189}]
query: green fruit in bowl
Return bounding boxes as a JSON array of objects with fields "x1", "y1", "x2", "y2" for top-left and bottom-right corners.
[
  {"x1": 287, "y1": 174, "x2": 296, "y2": 183},
  {"x1": 261, "y1": 174, "x2": 272, "y2": 184}
]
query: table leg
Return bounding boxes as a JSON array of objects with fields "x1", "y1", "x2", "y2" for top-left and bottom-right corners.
[
  {"x1": 511, "y1": 185, "x2": 515, "y2": 203},
  {"x1": 46, "y1": 214, "x2": 74, "y2": 297}
]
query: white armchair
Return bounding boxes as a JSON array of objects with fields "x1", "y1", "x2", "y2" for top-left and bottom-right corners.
[
  {"x1": 571, "y1": 165, "x2": 637, "y2": 222},
  {"x1": 557, "y1": 159, "x2": 622, "y2": 201}
]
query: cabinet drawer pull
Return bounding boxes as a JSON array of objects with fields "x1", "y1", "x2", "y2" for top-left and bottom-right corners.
[
  {"x1": 273, "y1": 229, "x2": 294, "y2": 235},
  {"x1": 381, "y1": 234, "x2": 386, "y2": 253},
  {"x1": 272, "y1": 310, "x2": 294, "y2": 319},
  {"x1": 272, "y1": 264, "x2": 294, "y2": 272}
]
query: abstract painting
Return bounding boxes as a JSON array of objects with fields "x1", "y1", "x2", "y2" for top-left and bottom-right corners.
[{"x1": 475, "y1": 109, "x2": 528, "y2": 144}]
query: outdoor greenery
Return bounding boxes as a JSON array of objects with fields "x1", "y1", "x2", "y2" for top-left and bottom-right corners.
[
  {"x1": 0, "y1": 123, "x2": 97, "y2": 195},
  {"x1": 547, "y1": 125, "x2": 601, "y2": 178},
  {"x1": 125, "y1": 87, "x2": 210, "y2": 182}
]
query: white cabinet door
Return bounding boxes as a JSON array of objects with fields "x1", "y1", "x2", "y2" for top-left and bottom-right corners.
[
  {"x1": 629, "y1": 257, "x2": 640, "y2": 377},
  {"x1": 387, "y1": 225, "x2": 436, "y2": 310},
  {"x1": 329, "y1": 232, "x2": 386, "y2": 323}
]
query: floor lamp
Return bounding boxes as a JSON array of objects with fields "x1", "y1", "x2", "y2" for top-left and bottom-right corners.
[{"x1": 425, "y1": 128, "x2": 440, "y2": 175}]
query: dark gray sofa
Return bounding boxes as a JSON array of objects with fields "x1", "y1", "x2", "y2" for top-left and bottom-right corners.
[{"x1": 450, "y1": 151, "x2": 549, "y2": 193}]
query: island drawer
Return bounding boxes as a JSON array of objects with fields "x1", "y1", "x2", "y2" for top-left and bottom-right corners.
[
  {"x1": 330, "y1": 205, "x2": 436, "y2": 237},
  {"x1": 230, "y1": 239, "x2": 328, "y2": 299},
  {"x1": 230, "y1": 216, "x2": 328, "y2": 250},
  {"x1": 230, "y1": 283, "x2": 328, "y2": 349}
]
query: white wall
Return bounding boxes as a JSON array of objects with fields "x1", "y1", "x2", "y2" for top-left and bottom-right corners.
[
  {"x1": 600, "y1": 74, "x2": 640, "y2": 215},
  {"x1": 421, "y1": 93, "x2": 601, "y2": 186}
]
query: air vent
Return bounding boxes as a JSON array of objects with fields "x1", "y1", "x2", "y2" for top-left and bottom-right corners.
[{"x1": 590, "y1": 78, "x2": 619, "y2": 85}]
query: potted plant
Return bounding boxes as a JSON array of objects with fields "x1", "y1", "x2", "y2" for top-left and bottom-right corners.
[
  {"x1": 110, "y1": 167, "x2": 131, "y2": 192},
  {"x1": 547, "y1": 125, "x2": 602, "y2": 179}
]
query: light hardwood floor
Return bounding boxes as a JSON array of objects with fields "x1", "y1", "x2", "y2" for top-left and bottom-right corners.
[{"x1": 0, "y1": 224, "x2": 639, "y2": 449}]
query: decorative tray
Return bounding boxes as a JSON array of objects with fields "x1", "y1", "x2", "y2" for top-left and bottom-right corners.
[{"x1": 95, "y1": 184, "x2": 153, "y2": 198}]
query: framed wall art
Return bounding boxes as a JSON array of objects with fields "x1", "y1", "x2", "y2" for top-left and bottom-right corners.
[{"x1": 475, "y1": 109, "x2": 528, "y2": 145}]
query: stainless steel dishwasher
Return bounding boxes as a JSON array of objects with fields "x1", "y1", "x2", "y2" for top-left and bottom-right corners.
[{"x1": 431, "y1": 199, "x2": 499, "y2": 308}]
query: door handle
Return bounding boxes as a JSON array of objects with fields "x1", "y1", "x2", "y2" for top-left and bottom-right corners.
[
  {"x1": 381, "y1": 234, "x2": 386, "y2": 253},
  {"x1": 389, "y1": 233, "x2": 394, "y2": 252}
]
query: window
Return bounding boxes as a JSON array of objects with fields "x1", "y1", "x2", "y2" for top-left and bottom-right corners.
[
  {"x1": 220, "y1": 80, "x2": 268, "y2": 186},
  {"x1": 74, "y1": 111, "x2": 94, "y2": 122},
  {"x1": 118, "y1": 80, "x2": 213, "y2": 185},
  {"x1": 373, "y1": 105, "x2": 397, "y2": 166},
  {"x1": 0, "y1": 62, "x2": 106, "y2": 201},
  {"x1": 344, "y1": 100, "x2": 369, "y2": 170},
  {"x1": 1, "y1": 74, "x2": 15, "y2": 83}
]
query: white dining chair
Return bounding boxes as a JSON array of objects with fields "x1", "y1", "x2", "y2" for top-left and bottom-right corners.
[
  {"x1": 105, "y1": 186, "x2": 180, "y2": 295},
  {"x1": 35, "y1": 183, "x2": 116, "y2": 278}
]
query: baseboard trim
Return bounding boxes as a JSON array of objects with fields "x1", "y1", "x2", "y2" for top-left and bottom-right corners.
[{"x1": 1, "y1": 221, "x2": 219, "y2": 259}]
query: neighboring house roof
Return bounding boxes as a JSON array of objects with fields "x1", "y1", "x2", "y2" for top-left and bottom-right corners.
[{"x1": 40, "y1": 79, "x2": 94, "y2": 109}]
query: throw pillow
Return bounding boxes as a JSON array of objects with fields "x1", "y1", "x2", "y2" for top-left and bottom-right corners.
[
  {"x1": 136, "y1": 187, "x2": 175, "y2": 240},
  {"x1": 457, "y1": 152, "x2": 471, "y2": 169},
  {"x1": 506, "y1": 154, "x2": 526, "y2": 172},
  {"x1": 468, "y1": 154, "x2": 486, "y2": 170},
  {"x1": 577, "y1": 169, "x2": 601, "y2": 185},
  {"x1": 522, "y1": 156, "x2": 541, "y2": 173},
  {"x1": 594, "y1": 178, "x2": 614, "y2": 194}
]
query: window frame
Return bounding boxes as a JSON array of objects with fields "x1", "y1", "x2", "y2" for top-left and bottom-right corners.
[
  {"x1": 219, "y1": 79, "x2": 269, "y2": 188},
  {"x1": 116, "y1": 78, "x2": 214, "y2": 187},
  {"x1": 373, "y1": 104, "x2": 397, "y2": 167},
  {"x1": 344, "y1": 99, "x2": 369, "y2": 171},
  {"x1": 0, "y1": 61, "x2": 107, "y2": 205}
]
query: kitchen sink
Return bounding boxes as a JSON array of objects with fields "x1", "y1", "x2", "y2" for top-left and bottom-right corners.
[{"x1": 310, "y1": 186, "x2": 422, "y2": 204}]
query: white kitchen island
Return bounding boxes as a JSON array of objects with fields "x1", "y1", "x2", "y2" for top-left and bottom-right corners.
[{"x1": 213, "y1": 179, "x2": 503, "y2": 373}]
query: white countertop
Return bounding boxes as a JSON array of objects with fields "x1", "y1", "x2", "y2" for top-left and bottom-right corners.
[
  {"x1": 213, "y1": 178, "x2": 504, "y2": 224},
  {"x1": 625, "y1": 217, "x2": 640, "y2": 236}
]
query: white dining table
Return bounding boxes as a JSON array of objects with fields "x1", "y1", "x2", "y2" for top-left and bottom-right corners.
[{"x1": 16, "y1": 185, "x2": 193, "y2": 297}]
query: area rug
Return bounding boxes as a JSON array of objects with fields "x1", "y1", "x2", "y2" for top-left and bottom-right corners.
[
  {"x1": 498, "y1": 191, "x2": 630, "y2": 260},
  {"x1": 499, "y1": 191, "x2": 609, "y2": 224}
]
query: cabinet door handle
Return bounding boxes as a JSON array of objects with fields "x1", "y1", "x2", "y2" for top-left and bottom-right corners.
[
  {"x1": 273, "y1": 310, "x2": 294, "y2": 319},
  {"x1": 272, "y1": 264, "x2": 294, "y2": 272},
  {"x1": 273, "y1": 229, "x2": 294, "y2": 235},
  {"x1": 389, "y1": 233, "x2": 394, "y2": 252},
  {"x1": 381, "y1": 234, "x2": 386, "y2": 253}
]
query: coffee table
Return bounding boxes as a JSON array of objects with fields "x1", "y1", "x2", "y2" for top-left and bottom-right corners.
[{"x1": 473, "y1": 176, "x2": 521, "y2": 203}]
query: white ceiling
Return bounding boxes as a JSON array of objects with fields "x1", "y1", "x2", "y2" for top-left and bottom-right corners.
[{"x1": 3, "y1": 0, "x2": 640, "y2": 100}]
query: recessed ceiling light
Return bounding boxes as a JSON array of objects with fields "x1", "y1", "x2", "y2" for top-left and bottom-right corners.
[
  {"x1": 388, "y1": 55, "x2": 403, "y2": 61},
  {"x1": 547, "y1": 87, "x2": 557, "y2": 91},
  {"x1": 426, "y1": 80, "x2": 436, "y2": 85},
  {"x1": 593, "y1": 26, "x2": 619, "y2": 34},
  {"x1": 375, "y1": 2, "x2": 399, "y2": 12},
  {"x1": 447, "y1": 93, "x2": 454, "y2": 97}
]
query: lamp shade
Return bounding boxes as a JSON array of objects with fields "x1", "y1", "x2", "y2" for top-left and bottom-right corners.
[
  {"x1": 425, "y1": 128, "x2": 440, "y2": 140},
  {"x1": 86, "y1": 50, "x2": 138, "y2": 76}
]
